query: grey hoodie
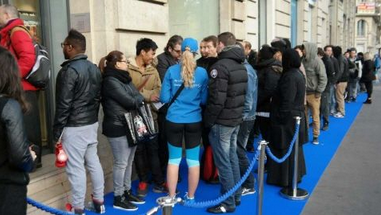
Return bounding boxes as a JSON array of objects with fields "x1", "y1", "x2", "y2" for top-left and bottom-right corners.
[{"x1": 302, "y1": 42, "x2": 327, "y2": 94}]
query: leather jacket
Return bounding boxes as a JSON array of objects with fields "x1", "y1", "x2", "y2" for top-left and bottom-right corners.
[
  {"x1": 0, "y1": 96, "x2": 34, "y2": 185},
  {"x1": 53, "y1": 54, "x2": 102, "y2": 142}
]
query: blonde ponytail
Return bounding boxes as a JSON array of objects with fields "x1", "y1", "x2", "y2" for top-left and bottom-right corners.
[{"x1": 181, "y1": 47, "x2": 196, "y2": 87}]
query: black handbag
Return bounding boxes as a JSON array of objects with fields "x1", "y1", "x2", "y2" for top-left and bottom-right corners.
[
  {"x1": 159, "y1": 83, "x2": 185, "y2": 114},
  {"x1": 125, "y1": 102, "x2": 158, "y2": 147}
]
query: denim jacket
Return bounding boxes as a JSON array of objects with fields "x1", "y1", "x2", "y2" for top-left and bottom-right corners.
[{"x1": 242, "y1": 60, "x2": 258, "y2": 121}]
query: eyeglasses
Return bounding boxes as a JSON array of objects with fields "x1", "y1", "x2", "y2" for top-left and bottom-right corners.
[
  {"x1": 60, "y1": 43, "x2": 71, "y2": 48},
  {"x1": 173, "y1": 49, "x2": 181, "y2": 54}
]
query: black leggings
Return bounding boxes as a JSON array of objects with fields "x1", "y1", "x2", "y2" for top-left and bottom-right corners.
[{"x1": 165, "y1": 121, "x2": 202, "y2": 149}]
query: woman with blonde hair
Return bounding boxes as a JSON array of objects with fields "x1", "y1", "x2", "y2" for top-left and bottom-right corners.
[
  {"x1": 160, "y1": 38, "x2": 208, "y2": 202},
  {"x1": 360, "y1": 52, "x2": 376, "y2": 104}
]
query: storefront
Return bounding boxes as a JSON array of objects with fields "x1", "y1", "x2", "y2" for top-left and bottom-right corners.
[{"x1": 1, "y1": 0, "x2": 70, "y2": 153}]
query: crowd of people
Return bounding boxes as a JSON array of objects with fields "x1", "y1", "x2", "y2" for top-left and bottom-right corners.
[{"x1": 1, "y1": 4, "x2": 380, "y2": 215}]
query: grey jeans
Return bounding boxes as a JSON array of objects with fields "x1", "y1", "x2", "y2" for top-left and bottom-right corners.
[
  {"x1": 62, "y1": 122, "x2": 104, "y2": 209},
  {"x1": 108, "y1": 136, "x2": 137, "y2": 196}
]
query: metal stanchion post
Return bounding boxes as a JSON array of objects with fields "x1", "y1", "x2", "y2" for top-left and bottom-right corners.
[
  {"x1": 148, "y1": 196, "x2": 182, "y2": 215},
  {"x1": 257, "y1": 140, "x2": 268, "y2": 215},
  {"x1": 280, "y1": 116, "x2": 309, "y2": 200}
]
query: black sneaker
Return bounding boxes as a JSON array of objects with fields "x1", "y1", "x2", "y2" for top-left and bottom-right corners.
[
  {"x1": 153, "y1": 182, "x2": 169, "y2": 193},
  {"x1": 207, "y1": 204, "x2": 235, "y2": 213},
  {"x1": 113, "y1": 195, "x2": 138, "y2": 211},
  {"x1": 124, "y1": 190, "x2": 145, "y2": 204},
  {"x1": 241, "y1": 187, "x2": 256, "y2": 196}
]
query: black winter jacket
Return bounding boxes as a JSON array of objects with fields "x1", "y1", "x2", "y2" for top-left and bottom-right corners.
[
  {"x1": 0, "y1": 96, "x2": 34, "y2": 185},
  {"x1": 321, "y1": 55, "x2": 335, "y2": 89},
  {"x1": 254, "y1": 58, "x2": 283, "y2": 113},
  {"x1": 101, "y1": 67, "x2": 144, "y2": 137},
  {"x1": 330, "y1": 56, "x2": 340, "y2": 83},
  {"x1": 336, "y1": 56, "x2": 349, "y2": 83},
  {"x1": 204, "y1": 46, "x2": 248, "y2": 127},
  {"x1": 197, "y1": 56, "x2": 218, "y2": 72},
  {"x1": 53, "y1": 54, "x2": 102, "y2": 142},
  {"x1": 156, "y1": 52, "x2": 178, "y2": 82},
  {"x1": 361, "y1": 60, "x2": 375, "y2": 82}
]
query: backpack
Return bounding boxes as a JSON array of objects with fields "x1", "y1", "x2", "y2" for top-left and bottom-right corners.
[
  {"x1": 200, "y1": 145, "x2": 219, "y2": 184},
  {"x1": 9, "y1": 26, "x2": 51, "y2": 89}
]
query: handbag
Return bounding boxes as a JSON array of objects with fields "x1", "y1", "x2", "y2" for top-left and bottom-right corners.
[
  {"x1": 125, "y1": 102, "x2": 158, "y2": 147},
  {"x1": 159, "y1": 83, "x2": 185, "y2": 114}
]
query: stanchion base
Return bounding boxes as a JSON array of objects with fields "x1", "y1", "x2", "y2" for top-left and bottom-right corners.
[{"x1": 279, "y1": 188, "x2": 309, "y2": 200}]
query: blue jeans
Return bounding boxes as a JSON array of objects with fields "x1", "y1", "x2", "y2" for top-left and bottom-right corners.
[
  {"x1": 236, "y1": 120, "x2": 255, "y2": 189},
  {"x1": 209, "y1": 124, "x2": 241, "y2": 207}
]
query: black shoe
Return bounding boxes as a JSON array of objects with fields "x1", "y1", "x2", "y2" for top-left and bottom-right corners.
[
  {"x1": 235, "y1": 199, "x2": 241, "y2": 206},
  {"x1": 72, "y1": 208, "x2": 85, "y2": 215},
  {"x1": 207, "y1": 204, "x2": 235, "y2": 213},
  {"x1": 90, "y1": 195, "x2": 106, "y2": 214},
  {"x1": 153, "y1": 182, "x2": 169, "y2": 193},
  {"x1": 322, "y1": 123, "x2": 328, "y2": 131},
  {"x1": 113, "y1": 196, "x2": 138, "y2": 211},
  {"x1": 242, "y1": 187, "x2": 256, "y2": 196},
  {"x1": 124, "y1": 190, "x2": 145, "y2": 204},
  {"x1": 351, "y1": 97, "x2": 356, "y2": 102}
]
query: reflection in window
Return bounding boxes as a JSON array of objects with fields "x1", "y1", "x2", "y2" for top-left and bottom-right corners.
[
  {"x1": 168, "y1": 0, "x2": 219, "y2": 43},
  {"x1": 357, "y1": 20, "x2": 366, "y2": 37}
]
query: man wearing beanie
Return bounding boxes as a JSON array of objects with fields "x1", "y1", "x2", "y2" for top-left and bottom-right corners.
[
  {"x1": 204, "y1": 32, "x2": 247, "y2": 213},
  {"x1": 302, "y1": 42, "x2": 327, "y2": 145}
]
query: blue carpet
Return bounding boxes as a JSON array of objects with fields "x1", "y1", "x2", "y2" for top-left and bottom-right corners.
[{"x1": 87, "y1": 94, "x2": 365, "y2": 215}]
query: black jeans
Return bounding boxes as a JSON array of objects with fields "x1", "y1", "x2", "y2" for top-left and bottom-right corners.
[
  {"x1": 134, "y1": 136, "x2": 165, "y2": 185},
  {"x1": 320, "y1": 84, "x2": 332, "y2": 125},
  {"x1": 236, "y1": 120, "x2": 255, "y2": 189},
  {"x1": 24, "y1": 91, "x2": 42, "y2": 164},
  {"x1": 0, "y1": 183, "x2": 27, "y2": 215},
  {"x1": 158, "y1": 112, "x2": 169, "y2": 175},
  {"x1": 246, "y1": 120, "x2": 260, "y2": 148}
]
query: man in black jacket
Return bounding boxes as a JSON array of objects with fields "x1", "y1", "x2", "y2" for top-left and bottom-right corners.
[
  {"x1": 156, "y1": 35, "x2": 183, "y2": 82},
  {"x1": 204, "y1": 32, "x2": 248, "y2": 214},
  {"x1": 318, "y1": 47, "x2": 335, "y2": 131},
  {"x1": 53, "y1": 29, "x2": 105, "y2": 215}
]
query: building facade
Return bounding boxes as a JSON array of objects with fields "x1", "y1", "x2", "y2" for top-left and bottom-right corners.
[{"x1": 354, "y1": 0, "x2": 381, "y2": 53}]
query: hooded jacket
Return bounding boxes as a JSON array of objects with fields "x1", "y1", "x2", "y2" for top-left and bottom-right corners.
[
  {"x1": 0, "y1": 18, "x2": 37, "y2": 91},
  {"x1": 204, "y1": 45, "x2": 248, "y2": 127},
  {"x1": 302, "y1": 42, "x2": 327, "y2": 94},
  {"x1": 254, "y1": 58, "x2": 283, "y2": 113}
]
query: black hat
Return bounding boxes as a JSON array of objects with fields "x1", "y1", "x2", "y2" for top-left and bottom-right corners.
[{"x1": 259, "y1": 45, "x2": 276, "y2": 61}]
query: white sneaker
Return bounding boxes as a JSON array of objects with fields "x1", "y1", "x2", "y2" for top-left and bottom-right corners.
[{"x1": 334, "y1": 112, "x2": 344, "y2": 118}]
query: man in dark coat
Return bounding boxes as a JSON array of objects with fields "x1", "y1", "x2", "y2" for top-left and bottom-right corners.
[
  {"x1": 318, "y1": 48, "x2": 335, "y2": 131},
  {"x1": 204, "y1": 32, "x2": 248, "y2": 214},
  {"x1": 267, "y1": 49, "x2": 307, "y2": 187}
]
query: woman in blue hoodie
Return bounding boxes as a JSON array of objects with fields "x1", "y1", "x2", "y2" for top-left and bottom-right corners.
[{"x1": 160, "y1": 38, "x2": 208, "y2": 202}]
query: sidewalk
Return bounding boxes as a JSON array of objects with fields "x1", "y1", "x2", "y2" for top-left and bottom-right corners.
[{"x1": 302, "y1": 84, "x2": 381, "y2": 215}]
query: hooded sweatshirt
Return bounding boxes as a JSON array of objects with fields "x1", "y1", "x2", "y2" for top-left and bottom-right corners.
[{"x1": 302, "y1": 42, "x2": 327, "y2": 94}]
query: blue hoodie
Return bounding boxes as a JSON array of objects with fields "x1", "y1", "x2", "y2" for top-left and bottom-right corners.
[
  {"x1": 242, "y1": 60, "x2": 258, "y2": 121},
  {"x1": 160, "y1": 64, "x2": 208, "y2": 123}
]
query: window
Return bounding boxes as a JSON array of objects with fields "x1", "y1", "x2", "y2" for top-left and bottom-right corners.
[
  {"x1": 168, "y1": 0, "x2": 219, "y2": 43},
  {"x1": 357, "y1": 20, "x2": 366, "y2": 37}
]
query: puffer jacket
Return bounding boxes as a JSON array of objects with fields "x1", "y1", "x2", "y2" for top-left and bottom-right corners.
[
  {"x1": 204, "y1": 45, "x2": 248, "y2": 127},
  {"x1": 302, "y1": 42, "x2": 327, "y2": 94},
  {"x1": 0, "y1": 18, "x2": 36, "y2": 91},
  {"x1": 53, "y1": 54, "x2": 102, "y2": 142},
  {"x1": 0, "y1": 96, "x2": 34, "y2": 185},
  {"x1": 254, "y1": 58, "x2": 283, "y2": 113},
  {"x1": 102, "y1": 67, "x2": 144, "y2": 137}
]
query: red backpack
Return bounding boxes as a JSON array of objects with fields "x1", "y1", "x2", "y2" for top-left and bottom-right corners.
[{"x1": 200, "y1": 145, "x2": 219, "y2": 184}]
